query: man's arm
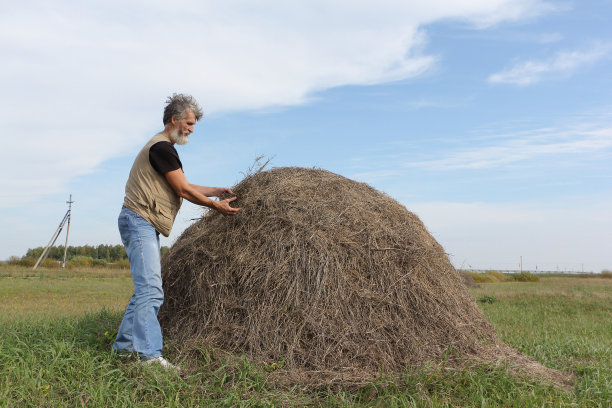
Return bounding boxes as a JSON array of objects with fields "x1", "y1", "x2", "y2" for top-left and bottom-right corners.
[
  {"x1": 164, "y1": 169, "x2": 240, "y2": 216},
  {"x1": 189, "y1": 185, "x2": 234, "y2": 198}
]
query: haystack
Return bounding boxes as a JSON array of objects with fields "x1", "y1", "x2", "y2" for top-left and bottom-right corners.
[{"x1": 158, "y1": 167, "x2": 562, "y2": 385}]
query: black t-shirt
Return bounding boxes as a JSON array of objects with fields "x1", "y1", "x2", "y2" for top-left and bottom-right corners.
[{"x1": 149, "y1": 141, "x2": 182, "y2": 174}]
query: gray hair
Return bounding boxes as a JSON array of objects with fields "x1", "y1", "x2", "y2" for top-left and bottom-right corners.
[{"x1": 163, "y1": 93, "x2": 203, "y2": 125}]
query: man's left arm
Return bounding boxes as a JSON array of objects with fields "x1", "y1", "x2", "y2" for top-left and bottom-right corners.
[{"x1": 190, "y1": 185, "x2": 234, "y2": 197}]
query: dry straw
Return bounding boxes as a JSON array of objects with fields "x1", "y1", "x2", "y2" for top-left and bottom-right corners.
[{"x1": 159, "y1": 167, "x2": 568, "y2": 386}]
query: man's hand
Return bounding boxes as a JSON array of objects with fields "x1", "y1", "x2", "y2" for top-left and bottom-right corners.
[{"x1": 213, "y1": 196, "x2": 240, "y2": 215}]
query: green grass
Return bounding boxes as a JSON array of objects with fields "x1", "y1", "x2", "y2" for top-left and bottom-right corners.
[
  {"x1": 0, "y1": 269, "x2": 610, "y2": 407},
  {"x1": 0, "y1": 273, "x2": 132, "y2": 320},
  {"x1": 0, "y1": 264, "x2": 132, "y2": 279},
  {"x1": 471, "y1": 278, "x2": 611, "y2": 400}
]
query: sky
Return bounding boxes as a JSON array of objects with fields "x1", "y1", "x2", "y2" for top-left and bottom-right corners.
[{"x1": 1, "y1": 0, "x2": 610, "y2": 273}]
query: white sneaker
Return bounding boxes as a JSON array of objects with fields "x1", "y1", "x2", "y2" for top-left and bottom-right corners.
[{"x1": 143, "y1": 356, "x2": 179, "y2": 371}]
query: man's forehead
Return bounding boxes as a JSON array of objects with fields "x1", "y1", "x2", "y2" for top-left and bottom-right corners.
[{"x1": 183, "y1": 110, "x2": 196, "y2": 121}]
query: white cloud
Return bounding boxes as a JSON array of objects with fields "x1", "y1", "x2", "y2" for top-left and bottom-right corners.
[
  {"x1": 0, "y1": 0, "x2": 554, "y2": 208},
  {"x1": 415, "y1": 125, "x2": 612, "y2": 170},
  {"x1": 489, "y1": 45, "x2": 609, "y2": 85},
  {"x1": 537, "y1": 32, "x2": 563, "y2": 44}
]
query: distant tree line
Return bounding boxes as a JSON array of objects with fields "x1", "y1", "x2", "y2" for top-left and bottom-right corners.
[
  {"x1": 24, "y1": 244, "x2": 128, "y2": 262},
  {"x1": 7, "y1": 245, "x2": 170, "y2": 268}
]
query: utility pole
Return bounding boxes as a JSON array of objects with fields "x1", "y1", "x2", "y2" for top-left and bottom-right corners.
[
  {"x1": 62, "y1": 195, "x2": 74, "y2": 269},
  {"x1": 520, "y1": 256, "x2": 523, "y2": 273},
  {"x1": 33, "y1": 195, "x2": 73, "y2": 270}
]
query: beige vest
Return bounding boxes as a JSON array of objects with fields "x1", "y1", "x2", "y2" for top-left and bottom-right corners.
[{"x1": 123, "y1": 133, "x2": 183, "y2": 237}]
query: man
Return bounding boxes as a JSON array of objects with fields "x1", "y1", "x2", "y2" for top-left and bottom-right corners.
[{"x1": 112, "y1": 93, "x2": 240, "y2": 369}]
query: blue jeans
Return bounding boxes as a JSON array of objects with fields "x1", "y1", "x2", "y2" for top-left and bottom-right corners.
[{"x1": 113, "y1": 207, "x2": 163, "y2": 360}]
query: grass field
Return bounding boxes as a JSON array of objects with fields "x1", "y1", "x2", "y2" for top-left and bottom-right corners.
[{"x1": 0, "y1": 266, "x2": 610, "y2": 407}]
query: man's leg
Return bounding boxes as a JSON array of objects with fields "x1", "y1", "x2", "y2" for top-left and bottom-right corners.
[
  {"x1": 113, "y1": 293, "x2": 136, "y2": 353},
  {"x1": 113, "y1": 207, "x2": 164, "y2": 359}
]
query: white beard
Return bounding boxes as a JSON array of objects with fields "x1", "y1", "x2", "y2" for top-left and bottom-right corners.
[{"x1": 171, "y1": 128, "x2": 190, "y2": 145}]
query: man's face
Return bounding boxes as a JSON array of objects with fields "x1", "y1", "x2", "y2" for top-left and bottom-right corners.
[{"x1": 171, "y1": 110, "x2": 196, "y2": 145}]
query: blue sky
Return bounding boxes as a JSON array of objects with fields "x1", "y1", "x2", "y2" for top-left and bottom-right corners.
[{"x1": 1, "y1": 1, "x2": 610, "y2": 272}]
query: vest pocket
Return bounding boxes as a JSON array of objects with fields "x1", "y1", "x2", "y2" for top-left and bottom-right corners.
[
  {"x1": 153, "y1": 200, "x2": 170, "y2": 219},
  {"x1": 152, "y1": 196, "x2": 179, "y2": 219}
]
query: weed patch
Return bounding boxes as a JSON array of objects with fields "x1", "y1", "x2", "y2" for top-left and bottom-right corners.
[{"x1": 478, "y1": 295, "x2": 498, "y2": 304}]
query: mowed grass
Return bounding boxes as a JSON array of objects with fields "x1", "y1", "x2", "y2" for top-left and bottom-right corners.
[
  {"x1": 471, "y1": 277, "x2": 612, "y2": 367},
  {"x1": 0, "y1": 268, "x2": 132, "y2": 320},
  {"x1": 471, "y1": 277, "x2": 612, "y2": 405},
  {"x1": 0, "y1": 267, "x2": 610, "y2": 407}
]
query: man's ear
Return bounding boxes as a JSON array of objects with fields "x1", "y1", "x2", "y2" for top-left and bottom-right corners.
[{"x1": 170, "y1": 115, "x2": 177, "y2": 125}]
